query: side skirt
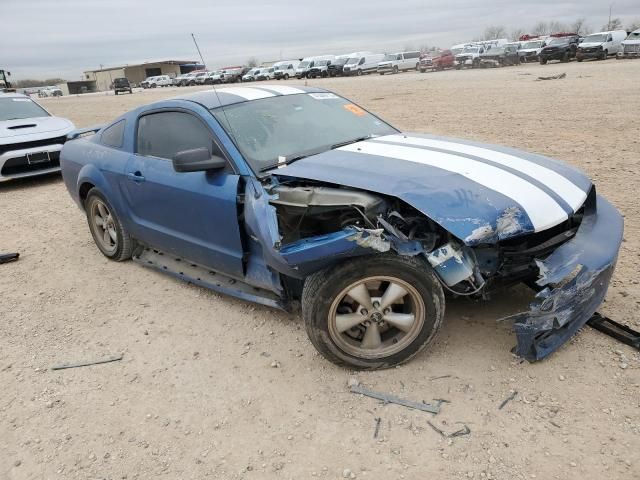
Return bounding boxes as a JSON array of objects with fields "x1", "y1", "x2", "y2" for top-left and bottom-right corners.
[{"x1": 133, "y1": 247, "x2": 288, "y2": 311}]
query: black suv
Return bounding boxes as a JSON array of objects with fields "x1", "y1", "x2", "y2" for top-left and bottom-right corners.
[
  {"x1": 113, "y1": 77, "x2": 132, "y2": 95},
  {"x1": 539, "y1": 36, "x2": 580, "y2": 64},
  {"x1": 327, "y1": 57, "x2": 349, "y2": 77}
]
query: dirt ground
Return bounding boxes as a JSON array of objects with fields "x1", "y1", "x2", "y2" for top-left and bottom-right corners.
[{"x1": 2, "y1": 60, "x2": 639, "y2": 480}]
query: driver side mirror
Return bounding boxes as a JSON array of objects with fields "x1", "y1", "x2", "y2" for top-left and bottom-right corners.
[{"x1": 172, "y1": 147, "x2": 226, "y2": 173}]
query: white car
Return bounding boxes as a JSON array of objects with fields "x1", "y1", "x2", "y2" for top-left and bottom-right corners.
[
  {"x1": 193, "y1": 72, "x2": 211, "y2": 85},
  {"x1": 242, "y1": 68, "x2": 260, "y2": 82},
  {"x1": 618, "y1": 28, "x2": 640, "y2": 59},
  {"x1": 0, "y1": 93, "x2": 75, "y2": 181},
  {"x1": 577, "y1": 30, "x2": 628, "y2": 61},
  {"x1": 377, "y1": 51, "x2": 421, "y2": 74},
  {"x1": 454, "y1": 45, "x2": 486, "y2": 68},
  {"x1": 518, "y1": 39, "x2": 547, "y2": 63},
  {"x1": 141, "y1": 75, "x2": 172, "y2": 88}
]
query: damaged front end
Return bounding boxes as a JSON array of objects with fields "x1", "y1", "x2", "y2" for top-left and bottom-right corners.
[{"x1": 506, "y1": 188, "x2": 624, "y2": 361}]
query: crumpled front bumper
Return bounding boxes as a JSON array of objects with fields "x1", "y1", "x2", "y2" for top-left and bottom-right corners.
[{"x1": 507, "y1": 190, "x2": 624, "y2": 361}]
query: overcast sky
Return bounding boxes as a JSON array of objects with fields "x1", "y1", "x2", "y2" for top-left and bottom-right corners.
[{"x1": 3, "y1": 0, "x2": 639, "y2": 79}]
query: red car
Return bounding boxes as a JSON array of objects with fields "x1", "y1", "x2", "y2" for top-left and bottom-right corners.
[{"x1": 419, "y1": 50, "x2": 455, "y2": 72}]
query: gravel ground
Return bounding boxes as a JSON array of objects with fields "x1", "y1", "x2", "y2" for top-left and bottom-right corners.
[{"x1": 1, "y1": 59, "x2": 639, "y2": 480}]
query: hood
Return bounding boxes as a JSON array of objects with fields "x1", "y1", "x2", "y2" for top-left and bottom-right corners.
[
  {"x1": 622, "y1": 39, "x2": 640, "y2": 45},
  {"x1": 579, "y1": 42, "x2": 603, "y2": 48},
  {"x1": 275, "y1": 134, "x2": 592, "y2": 245},
  {"x1": 0, "y1": 116, "x2": 75, "y2": 144}
]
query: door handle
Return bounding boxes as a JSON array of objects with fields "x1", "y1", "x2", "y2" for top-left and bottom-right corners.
[{"x1": 127, "y1": 171, "x2": 145, "y2": 183}]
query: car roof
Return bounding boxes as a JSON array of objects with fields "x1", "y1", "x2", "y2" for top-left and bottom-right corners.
[
  {"x1": 0, "y1": 92, "x2": 29, "y2": 99},
  {"x1": 174, "y1": 85, "x2": 327, "y2": 109}
]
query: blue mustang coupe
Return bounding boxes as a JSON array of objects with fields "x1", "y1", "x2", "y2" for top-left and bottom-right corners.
[{"x1": 60, "y1": 85, "x2": 623, "y2": 369}]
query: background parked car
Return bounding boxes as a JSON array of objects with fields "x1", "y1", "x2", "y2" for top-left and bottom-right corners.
[
  {"x1": 141, "y1": 75, "x2": 172, "y2": 88},
  {"x1": 112, "y1": 77, "x2": 132, "y2": 95},
  {"x1": 518, "y1": 39, "x2": 547, "y2": 63},
  {"x1": 377, "y1": 51, "x2": 421, "y2": 74},
  {"x1": 419, "y1": 50, "x2": 455, "y2": 72},
  {"x1": 273, "y1": 61, "x2": 300, "y2": 80},
  {"x1": 193, "y1": 71, "x2": 211, "y2": 85},
  {"x1": 479, "y1": 44, "x2": 520, "y2": 67},
  {"x1": 576, "y1": 30, "x2": 627, "y2": 61},
  {"x1": 37, "y1": 86, "x2": 63, "y2": 97},
  {"x1": 174, "y1": 72, "x2": 197, "y2": 87},
  {"x1": 307, "y1": 58, "x2": 335, "y2": 78},
  {"x1": 343, "y1": 53, "x2": 385, "y2": 76},
  {"x1": 295, "y1": 55, "x2": 334, "y2": 79},
  {"x1": 242, "y1": 68, "x2": 260, "y2": 81},
  {"x1": 455, "y1": 45, "x2": 486, "y2": 68},
  {"x1": 256, "y1": 67, "x2": 276, "y2": 81},
  {"x1": 539, "y1": 35, "x2": 580, "y2": 64},
  {"x1": 618, "y1": 28, "x2": 640, "y2": 59}
]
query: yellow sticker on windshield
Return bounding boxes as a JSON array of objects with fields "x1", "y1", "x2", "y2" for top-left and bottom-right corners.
[{"x1": 343, "y1": 104, "x2": 366, "y2": 116}]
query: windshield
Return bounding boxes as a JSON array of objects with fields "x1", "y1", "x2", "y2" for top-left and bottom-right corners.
[
  {"x1": 522, "y1": 41, "x2": 544, "y2": 49},
  {"x1": 211, "y1": 93, "x2": 396, "y2": 173},
  {"x1": 548, "y1": 38, "x2": 570, "y2": 45},
  {"x1": 583, "y1": 34, "x2": 607, "y2": 43},
  {"x1": 0, "y1": 97, "x2": 50, "y2": 121},
  {"x1": 382, "y1": 54, "x2": 396, "y2": 61},
  {"x1": 316, "y1": 60, "x2": 329, "y2": 66},
  {"x1": 462, "y1": 46, "x2": 480, "y2": 54},
  {"x1": 333, "y1": 58, "x2": 348, "y2": 65},
  {"x1": 299, "y1": 61, "x2": 310, "y2": 68},
  {"x1": 346, "y1": 57, "x2": 360, "y2": 64},
  {"x1": 628, "y1": 31, "x2": 640, "y2": 39},
  {"x1": 450, "y1": 47, "x2": 464, "y2": 55}
]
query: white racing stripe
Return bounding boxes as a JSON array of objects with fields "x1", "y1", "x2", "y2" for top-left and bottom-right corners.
[
  {"x1": 375, "y1": 135, "x2": 587, "y2": 211},
  {"x1": 214, "y1": 87, "x2": 275, "y2": 100},
  {"x1": 340, "y1": 142, "x2": 568, "y2": 232},
  {"x1": 258, "y1": 85, "x2": 306, "y2": 95}
]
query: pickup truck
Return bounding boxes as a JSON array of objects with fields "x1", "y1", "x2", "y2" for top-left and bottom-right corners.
[
  {"x1": 419, "y1": 50, "x2": 455, "y2": 72},
  {"x1": 539, "y1": 35, "x2": 580, "y2": 64}
]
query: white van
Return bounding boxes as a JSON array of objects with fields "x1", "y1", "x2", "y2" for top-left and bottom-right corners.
[
  {"x1": 577, "y1": 30, "x2": 628, "y2": 61},
  {"x1": 343, "y1": 53, "x2": 386, "y2": 76},
  {"x1": 273, "y1": 60, "x2": 301, "y2": 80},
  {"x1": 295, "y1": 55, "x2": 334, "y2": 79},
  {"x1": 377, "y1": 51, "x2": 421, "y2": 74},
  {"x1": 618, "y1": 29, "x2": 640, "y2": 59}
]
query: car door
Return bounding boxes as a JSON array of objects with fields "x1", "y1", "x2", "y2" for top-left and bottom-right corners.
[{"x1": 121, "y1": 109, "x2": 245, "y2": 278}]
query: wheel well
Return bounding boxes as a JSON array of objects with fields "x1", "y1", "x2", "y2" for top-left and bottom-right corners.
[{"x1": 79, "y1": 182, "x2": 95, "y2": 206}]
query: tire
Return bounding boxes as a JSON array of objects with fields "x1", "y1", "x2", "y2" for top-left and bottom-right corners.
[
  {"x1": 85, "y1": 189, "x2": 134, "y2": 262},
  {"x1": 357, "y1": 69, "x2": 362, "y2": 76},
  {"x1": 392, "y1": 65, "x2": 398, "y2": 74},
  {"x1": 284, "y1": 74, "x2": 289, "y2": 80},
  {"x1": 577, "y1": 57, "x2": 583, "y2": 62},
  {"x1": 114, "y1": 91, "x2": 118, "y2": 95},
  {"x1": 539, "y1": 57, "x2": 547, "y2": 65},
  {"x1": 129, "y1": 89, "x2": 132, "y2": 94},
  {"x1": 419, "y1": 68, "x2": 426, "y2": 73},
  {"x1": 302, "y1": 254, "x2": 445, "y2": 370},
  {"x1": 561, "y1": 52, "x2": 569, "y2": 63},
  {"x1": 415, "y1": 63, "x2": 419, "y2": 71},
  {"x1": 601, "y1": 50, "x2": 608, "y2": 60}
]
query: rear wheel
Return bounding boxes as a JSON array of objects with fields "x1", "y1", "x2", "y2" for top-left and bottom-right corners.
[
  {"x1": 540, "y1": 57, "x2": 547, "y2": 65},
  {"x1": 561, "y1": 52, "x2": 570, "y2": 62},
  {"x1": 302, "y1": 255, "x2": 445, "y2": 370},
  {"x1": 85, "y1": 190, "x2": 134, "y2": 261}
]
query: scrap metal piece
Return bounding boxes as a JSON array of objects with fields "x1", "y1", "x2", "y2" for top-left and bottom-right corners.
[
  {"x1": 427, "y1": 421, "x2": 471, "y2": 438},
  {"x1": 536, "y1": 73, "x2": 567, "y2": 81},
  {"x1": 587, "y1": 312, "x2": 640, "y2": 350},
  {"x1": 373, "y1": 417, "x2": 381, "y2": 438},
  {"x1": 0, "y1": 252, "x2": 19, "y2": 264},
  {"x1": 498, "y1": 391, "x2": 518, "y2": 410},
  {"x1": 349, "y1": 385, "x2": 441, "y2": 414},
  {"x1": 51, "y1": 354, "x2": 124, "y2": 370}
]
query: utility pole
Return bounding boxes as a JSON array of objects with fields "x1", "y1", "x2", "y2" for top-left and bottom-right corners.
[
  {"x1": 191, "y1": 33, "x2": 206, "y2": 69},
  {"x1": 608, "y1": 3, "x2": 614, "y2": 30}
]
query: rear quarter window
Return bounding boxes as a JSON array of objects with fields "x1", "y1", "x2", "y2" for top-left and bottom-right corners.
[{"x1": 101, "y1": 120, "x2": 125, "y2": 148}]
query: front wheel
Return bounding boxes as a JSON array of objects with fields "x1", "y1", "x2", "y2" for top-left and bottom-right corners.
[
  {"x1": 85, "y1": 190, "x2": 134, "y2": 261},
  {"x1": 539, "y1": 57, "x2": 547, "y2": 65},
  {"x1": 392, "y1": 65, "x2": 399, "y2": 74},
  {"x1": 302, "y1": 255, "x2": 445, "y2": 370},
  {"x1": 284, "y1": 73, "x2": 289, "y2": 80}
]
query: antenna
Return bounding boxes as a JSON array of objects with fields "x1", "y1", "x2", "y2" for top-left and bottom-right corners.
[{"x1": 189, "y1": 34, "x2": 239, "y2": 152}]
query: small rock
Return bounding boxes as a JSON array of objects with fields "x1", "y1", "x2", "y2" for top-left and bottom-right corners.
[
  {"x1": 620, "y1": 363, "x2": 628, "y2": 370},
  {"x1": 14, "y1": 460, "x2": 21, "y2": 467},
  {"x1": 569, "y1": 462, "x2": 577, "y2": 467},
  {"x1": 287, "y1": 435, "x2": 293, "y2": 440},
  {"x1": 558, "y1": 375, "x2": 566, "y2": 381},
  {"x1": 342, "y1": 468, "x2": 355, "y2": 478},
  {"x1": 270, "y1": 361, "x2": 280, "y2": 368},
  {"x1": 347, "y1": 377, "x2": 359, "y2": 388},
  {"x1": 45, "y1": 401, "x2": 54, "y2": 408}
]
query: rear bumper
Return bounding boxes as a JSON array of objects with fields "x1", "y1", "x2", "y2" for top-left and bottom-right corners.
[
  {"x1": 0, "y1": 144, "x2": 64, "y2": 181},
  {"x1": 507, "y1": 191, "x2": 623, "y2": 361}
]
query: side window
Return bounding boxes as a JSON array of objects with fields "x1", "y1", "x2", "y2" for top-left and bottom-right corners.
[
  {"x1": 396, "y1": 54, "x2": 402, "y2": 60},
  {"x1": 136, "y1": 111, "x2": 224, "y2": 161},
  {"x1": 101, "y1": 120, "x2": 125, "y2": 148},
  {"x1": 359, "y1": 57, "x2": 365, "y2": 65}
]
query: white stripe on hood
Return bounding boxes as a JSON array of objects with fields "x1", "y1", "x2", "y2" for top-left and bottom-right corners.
[
  {"x1": 339, "y1": 141, "x2": 568, "y2": 232},
  {"x1": 374, "y1": 135, "x2": 587, "y2": 211}
]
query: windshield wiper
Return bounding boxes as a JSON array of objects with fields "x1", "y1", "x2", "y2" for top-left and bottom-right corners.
[
  {"x1": 259, "y1": 153, "x2": 313, "y2": 173},
  {"x1": 330, "y1": 135, "x2": 374, "y2": 150}
]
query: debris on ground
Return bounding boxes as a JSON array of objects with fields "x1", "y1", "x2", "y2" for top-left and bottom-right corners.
[
  {"x1": 427, "y1": 420, "x2": 471, "y2": 438},
  {"x1": 373, "y1": 417, "x2": 381, "y2": 438},
  {"x1": 51, "y1": 354, "x2": 124, "y2": 370},
  {"x1": 349, "y1": 385, "x2": 442, "y2": 414},
  {"x1": 536, "y1": 73, "x2": 566, "y2": 81},
  {"x1": 587, "y1": 312, "x2": 640, "y2": 350},
  {"x1": 498, "y1": 391, "x2": 518, "y2": 410},
  {"x1": 0, "y1": 252, "x2": 19, "y2": 264}
]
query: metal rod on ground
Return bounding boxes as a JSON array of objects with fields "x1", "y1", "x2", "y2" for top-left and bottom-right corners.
[
  {"x1": 51, "y1": 354, "x2": 124, "y2": 370},
  {"x1": 350, "y1": 385, "x2": 442, "y2": 414}
]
